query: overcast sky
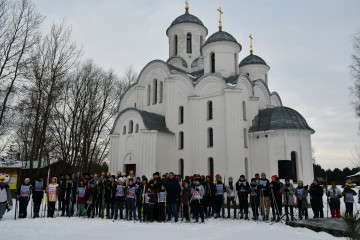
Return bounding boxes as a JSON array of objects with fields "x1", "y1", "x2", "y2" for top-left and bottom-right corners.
[{"x1": 33, "y1": 0, "x2": 360, "y2": 170}]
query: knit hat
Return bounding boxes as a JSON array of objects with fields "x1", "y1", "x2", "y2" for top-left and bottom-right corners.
[
  {"x1": 136, "y1": 177, "x2": 141, "y2": 180},
  {"x1": 240, "y1": 175, "x2": 245, "y2": 179},
  {"x1": 215, "y1": 174, "x2": 221, "y2": 179},
  {"x1": 228, "y1": 176, "x2": 233, "y2": 180},
  {"x1": 298, "y1": 180, "x2": 303, "y2": 184},
  {"x1": 261, "y1": 172, "x2": 266, "y2": 177},
  {"x1": 271, "y1": 175, "x2": 278, "y2": 180},
  {"x1": 24, "y1": 178, "x2": 30, "y2": 183}
]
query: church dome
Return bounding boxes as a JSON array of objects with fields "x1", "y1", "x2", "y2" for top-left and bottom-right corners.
[
  {"x1": 239, "y1": 53, "x2": 267, "y2": 67},
  {"x1": 201, "y1": 29, "x2": 241, "y2": 52},
  {"x1": 166, "y1": 10, "x2": 208, "y2": 35},
  {"x1": 249, "y1": 106, "x2": 315, "y2": 134}
]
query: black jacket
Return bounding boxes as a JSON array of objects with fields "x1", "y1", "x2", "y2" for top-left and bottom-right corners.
[{"x1": 165, "y1": 178, "x2": 181, "y2": 204}]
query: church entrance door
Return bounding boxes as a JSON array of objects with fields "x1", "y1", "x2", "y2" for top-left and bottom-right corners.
[{"x1": 125, "y1": 164, "x2": 136, "y2": 176}]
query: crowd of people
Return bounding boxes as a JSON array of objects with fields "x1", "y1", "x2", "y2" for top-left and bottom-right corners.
[{"x1": 4, "y1": 171, "x2": 360, "y2": 223}]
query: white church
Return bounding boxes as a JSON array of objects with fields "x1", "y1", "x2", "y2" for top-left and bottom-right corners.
[{"x1": 109, "y1": 4, "x2": 315, "y2": 184}]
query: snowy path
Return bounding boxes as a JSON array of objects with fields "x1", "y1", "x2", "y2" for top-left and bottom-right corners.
[{"x1": 0, "y1": 217, "x2": 341, "y2": 240}]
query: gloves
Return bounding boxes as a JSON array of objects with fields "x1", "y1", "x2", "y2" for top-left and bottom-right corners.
[{"x1": 6, "y1": 204, "x2": 12, "y2": 212}]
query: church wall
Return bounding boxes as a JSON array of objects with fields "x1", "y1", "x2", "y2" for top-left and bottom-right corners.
[
  {"x1": 156, "y1": 133, "x2": 176, "y2": 174},
  {"x1": 239, "y1": 64, "x2": 270, "y2": 83}
]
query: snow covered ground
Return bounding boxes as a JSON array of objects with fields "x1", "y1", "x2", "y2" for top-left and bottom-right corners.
[{"x1": 1, "y1": 186, "x2": 359, "y2": 240}]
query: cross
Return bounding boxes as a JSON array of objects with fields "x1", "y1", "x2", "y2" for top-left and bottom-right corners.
[
  {"x1": 185, "y1": 0, "x2": 189, "y2": 11},
  {"x1": 249, "y1": 34, "x2": 253, "y2": 53},
  {"x1": 217, "y1": 7, "x2": 223, "y2": 30}
]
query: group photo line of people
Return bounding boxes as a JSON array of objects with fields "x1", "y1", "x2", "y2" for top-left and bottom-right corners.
[{"x1": 3, "y1": 170, "x2": 360, "y2": 223}]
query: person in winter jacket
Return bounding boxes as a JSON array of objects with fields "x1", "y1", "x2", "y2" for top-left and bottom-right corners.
[
  {"x1": 214, "y1": 174, "x2": 226, "y2": 218},
  {"x1": 0, "y1": 173, "x2": 12, "y2": 221},
  {"x1": 165, "y1": 172, "x2": 181, "y2": 222},
  {"x1": 105, "y1": 175, "x2": 116, "y2": 219},
  {"x1": 181, "y1": 182, "x2": 192, "y2": 222},
  {"x1": 295, "y1": 180, "x2": 309, "y2": 220},
  {"x1": 114, "y1": 179, "x2": 125, "y2": 220},
  {"x1": 135, "y1": 177, "x2": 143, "y2": 220},
  {"x1": 158, "y1": 185, "x2": 167, "y2": 222},
  {"x1": 282, "y1": 179, "x2": 295, "y2": 221},
  {"x1": 77, "y1": 179, "x2": 86, "y2": 217},
  {"x1": 203, "y1": 175, "x2": 215, "y2": 217},
  {"x1": 146, "y1": 187, "x2": 157, "y2": 222},
  {"x1": 17, "y1": 178, "x2": 32, "y2": 219},
  {"x1": 86, "y1": 181, "x2": 98, "y2": 218},
  {"x1": 259, "y1": 173, "x2": 271, "y2": 221},
  {"x1": 191, "y1": 178, "x2": 205, "y2": 223},
  {"x1": 63, "y1": 174, "x2": 73, "y2": 217},
  {"x1": 46, "y1": 177, "x2": 58, "y2": 218},
  {"x1": 269, "y1": 175, "x2": 282, "y2": 222},
  {"x1": 309, "y1": 179, "x2": 324, "y2": 218},
  {"x1": 236, "y1": 175, "x2": 250, "y2": 219},
  {"x1": 327, "y1": 181, "x2": 342, "y2": 218},
  {"x1": 226, "y1": 176, "x2": 236, "y2": 219},
  {"x1": 32, "y1": 175, "x2": 44, "y2": 218},
  {"x1": 126, "y1": 178, "x2": 137, "y2": 220},
  {"x1": 249, "y1": 178, "x2": 260, "y2": 220},
  {"x1": 342, "y1": 180, "x2": 357, "y2": 218}
]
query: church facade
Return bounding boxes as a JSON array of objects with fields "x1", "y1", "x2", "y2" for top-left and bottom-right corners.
[{"x1": 109, "y1": 6, "x2": 315, "y2": 184}]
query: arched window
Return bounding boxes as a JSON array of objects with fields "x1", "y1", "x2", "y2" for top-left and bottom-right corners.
[
  {"x1": 211, "y1": 52, "x2": 215, "y2": 73},
  {"x1": 291, "y1": 151, "x2": 298, "y2": 182},
  {"x1": 187, "y1": 33, "x2": 192, "y2": 53},
  {"x1": 242, "y1": 101, "x2": 247, "y2": 121},
  {"x1": 134, "y1": 103, "x2": 137, "y2": 108},
  {"x1": 179, "y1": 131, "x2": 184, "y2": 149},
  {"x1": 153, "y1": 79, "x2": 157, "y2": 104},
  {"x1": 123, "y1": 126, "x2": 126, "y2": 135},
  {"x1": 234, "y1": 53, "x2": 238, "y2": 74},
  {"x1": 135, "y1": 124, "x2": 139, "y2": 133},
  {"x1": 243, "y1": 128, "x2": 248, "y2": 148},
  {"x1": 159, "y1": 81, "x2": 163, "y2": 103},
  {"x1": 129, "y1": 120, "x2": 133, "y2": 133},
  {"x1": 207, "y1": 101, "x2": 213, "y2": 120},
  {"x1": 147, "y1": 84, "x2": 151, "y2": 106},
  {"x1": 209, "y1": 157, "x2": 214, "y2": 179},
  {"x1": 200, "y1": 36, "x2": 203, "y2": 47},
  {"x1": 245, "y1": 157, "x2": 249, "y2": 180},
  {"x1": 179, "y1": 106, "x2": 184, "y2": 124},
  {"x1": 179, "y1": 159, "x2": 184, "y2": 178},
  {"x1": 265, "y1": 73, "x2": 268, "y2": 85},
  {"x1": 208, "y1": 128, "x2": 213, "y2": 147},
  {"x1": 174, "y1": 35, "x2": 178, "y2": 55}
]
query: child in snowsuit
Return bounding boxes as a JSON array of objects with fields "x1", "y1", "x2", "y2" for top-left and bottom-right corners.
[
  {"x1": 114, "y1": 180, "x2": 125, "y2": 220},
  {"x1": 86, "y1": 181, "x2": 98, "y2": 218},
  {"x1": 236, "y1": 175, "x2": 250, "y2": 220},
  {"x1": 126, "y1": 178, "x2": 137, "y2": 220},
  {"x1": 146, "y1": 188, "x2": 157, "y2": 222},
  {"x1": 158, "y1": 185, "x2": 166, "y2": 222},
  {"x1": 181, "y1": 182, "x2": 192, "y2": 222},
  {"x1": 295, "y1": 180, "x2": 308, "y2": 220},
  {"x1": 32, "y1": 175, "x2": 44, "y2": 218},
  {"x1": 191, "y1": 179, "x2": 205, "y2": 223},
  {"x1": 105, "y1": 175, "x2": 116, "y2": 219},
  {"x1": 0, "y1": 173, "x2": 12, "y2": 221},
  {"x1": 17, "y1": 178, "x2": 32, "y2": 219},
  {"x1": 46, "y1": 177, "x2": 58, "y2": 218},
  {"x1": 282, "y1": 179, "x2": 295, "y2": 221},
  {"x1": 259, "y1": 173, "x2": 271, "y2": 221},
  {"x1": 226, "y1": 176, "x2": 236, "y2": 219},
  {"x1": 249, "y1": 178, "x2": 260, "y2": 220},
  {"x1": 269, "y1": 175, "x2": 282, "y2": 222},
  {"x1": 77, "y1": 179, "x2": 86, "y2": 217},
  {"x1": 327, "y1": 181, "x2": 342, "y2": 218},
  {"x1": 342, "y1": 180, "x2": 357, "y2": 218},
  {"x1": 214, "y1": 174, "x2": 226, "y2": 218}
]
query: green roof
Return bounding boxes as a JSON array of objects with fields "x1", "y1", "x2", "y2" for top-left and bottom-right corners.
[
  {"x1": 167, "y1": 10, "x2": 208, "y2": 35},
  {"x1": 249, "y1": 106, "x2": 315, "y2": 134},
  {"x1": 239, "y1": 53, "x2": 268, "y2": 67},
  {"x1": 201, "y1": 29, "x2": 241, "y2": 52}
]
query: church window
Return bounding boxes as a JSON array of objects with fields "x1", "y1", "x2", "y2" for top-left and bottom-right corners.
[
  {"x1": 135, "y1": 124, "x2": 139, "y2": 133},
  {"x1": 179, "y1": 131, "x2": 184, "y2": 149},
  {"x1": 174, "y1": 35, "x2": 178, "y2": 55},
  {"x1": 245, "y1": 157, "x2": 249, "y2": 180},
  {"x1": 129, "y1": 120, "x2": 133, "y2": 134},
  {"x1": 159, "y1": 82, "x2": 163, "y2": 103},
  {"x1": 179, "y1": 159, "x2": 184, "y2": 177},
  {"x1": 242, "y1": 101, "x2": 247, "y2": 121},
  {"x1": 134, "y1": 103, "x2": 136, "y2": 108},
  {"x1": 291, "y1": 151, "x2": 298, "y2": 182},
  {"x1": 243, "y1": 128, "x2": 248, "y2": 148},
  {"x1": 179, "y1": 106, "x2": 184, "y2": 124},
  {"x1": 234, "y1": 53, "x2": 238, "y2": 74},
  {"x1": 211, "y1": 53, "x2": 215, "y2": 73},
  {"x1": 187, "y1": 33, "x2": 192, "y2": 53},
  {"x1": 153, "y1": 79, "x2": 157, "y2": 104},
  {"x1": 207, "y1": 101, "x2": 213, "y2": 120},
  {"x1": 200, "y1": 36, "x2": 203, "y2": 47},
  {"x1": 209, "y1": 157, "x2": 214, "y2": 179},
  {"x1": 208, "y1": 128, "x2": 213, "y2": 147},
  {"x1": 246, "y1": 73, "x2": 250, "y2": 77},
  {"x1": 123, "y1": 126, "x2": 126, "y2": 135},
  {"x1": 265, "y1": 73, "x2": 268, "y2": 84},
  {"x1": 147, "y1": 84, "x2": 151, "y2": 106}
]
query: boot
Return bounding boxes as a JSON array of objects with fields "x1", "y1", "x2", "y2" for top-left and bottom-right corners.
[
  {"x1": 276, "y1": 215, "x2": 280, "y2": 222},
  {"x1": 233, "y1": 211, "x2": 237, "y2": 219},
  {"x1": 262, "y1": 215, "x2": 266, "y2": 221},
  {"x1": 245, "y1": 214, "x2": 248, "y2": 220},
  {"x1": 240, "y1": 213, "x2": 244, "y2": 219},
  {"x1": 265, "y1": 215, "x2": 269, "y2": 221},
  {"x1": 227, "y1": 211, "x2": 231, "y2": 218},
  {"x1": 286, "y1": 215, "x2": 289, "y2": 222}
]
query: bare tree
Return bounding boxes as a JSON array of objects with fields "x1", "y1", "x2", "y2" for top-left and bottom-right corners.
[
  {"x1": 0, "y1": 0, "x2": 43, "y2": 131},
  {"x1": 121, "y1": 65, "x2": 138, "y2": 87},
  {"x1": 351, "y1": 29, "x2": 360, "y2": 117},
  {"x1": 15, "y1": 22, "x2": 81, "y2": 172}
]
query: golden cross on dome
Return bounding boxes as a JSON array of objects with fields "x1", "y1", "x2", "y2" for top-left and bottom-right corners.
[
  {"x1": 217, "y1": 7, "x2": 223, "y2": 30},
  {"x1": 249, "y1": 34, "x2": 253, "y2": 53},
  {"x1": 185, "y1": 0, "x2": 189, "y2": 11}
]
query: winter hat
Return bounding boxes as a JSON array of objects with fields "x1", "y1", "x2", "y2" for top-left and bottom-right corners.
[
  {"x1": 261, "y1": 172, "x2": 266, "y2": 177},
  {"x1": 228, "y1": 176, "x2": 233, "y2": 180},
  {"x1": 154, "y1": 172, "x2": 160, "y2": 176},
  {"x1": 313, "y1": 179, "x2": 318, "y2": 183},
  {"x1": 240, "y1": 175, "x2": 245, "y2": 179},
  {"x1": 215, "y1": 174, "x2": 221, "y2": 179},
  {"x1": 129, "y1": 178, "x2": 134, "y2": 182},
  {"x1": 298, "y1": 180, "x2": 303, "y2": 184},
  {"x1": 136, "y1": 177, "x2": 141, "y2": 180},
  {"x1": 24, "y1": 178, "x2": 30, "y2": 183},
  {"x1": 251, "y1": 178, "x2": 256, "y2": 183},
  {"x1": 271, "y1": 175, "x2": 278, "y2": 180},
  {"x1": 111, "y1": 175, "x2": 116, "y2": 179},
  {"x1": 285, "y1": 179, "x2": 290, "y2": 182}
]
